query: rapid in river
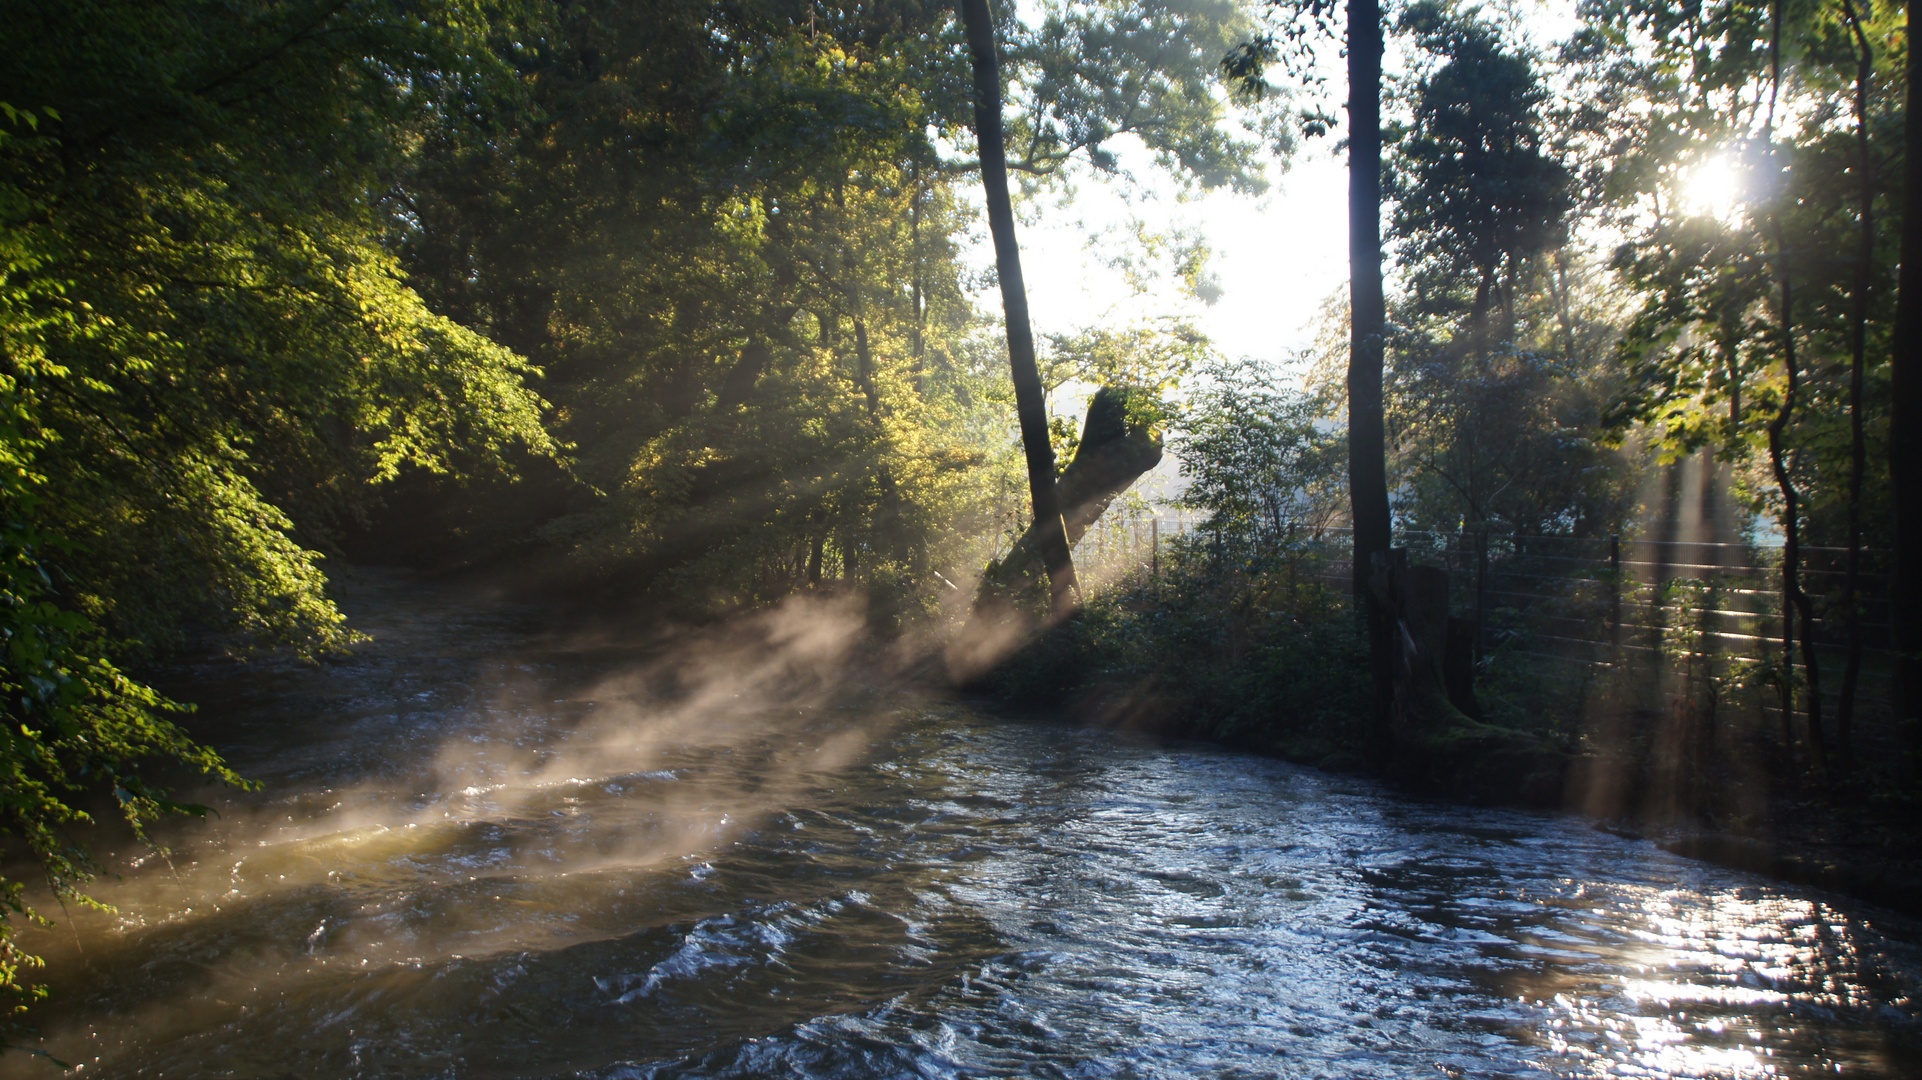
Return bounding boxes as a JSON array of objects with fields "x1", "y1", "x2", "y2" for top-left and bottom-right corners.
[{"x1": 4, "y1": 572, "x2": 1918, "y2": 1078}]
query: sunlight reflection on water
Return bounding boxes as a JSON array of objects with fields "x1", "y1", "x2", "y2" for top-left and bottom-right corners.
[{"x1": 1514, "y1": 886, "x2": 1904, "y2": 1077}]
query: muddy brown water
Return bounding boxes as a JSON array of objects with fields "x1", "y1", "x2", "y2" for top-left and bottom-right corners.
[{"x1": 3, "y1": 571, "x2": 1918, "y2": 1078}]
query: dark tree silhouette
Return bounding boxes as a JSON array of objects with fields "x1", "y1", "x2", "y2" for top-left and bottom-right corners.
[
  {"x1": 1894, "y1": 0, "x2": 1922, "y2": 769},
  {"x1": 960, "y1": 0, "x2": 1077, "y2": 613},
  {"x1": 1346, "y1": 0, "x2": 1394, "y2": 741}
]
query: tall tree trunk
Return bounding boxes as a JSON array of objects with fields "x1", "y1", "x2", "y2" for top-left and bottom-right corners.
[
  {"x1": 960, "y1": 0, "x2": 1076, "y2": 614},
  {"x1": 853, "y1": 318, "x2": 882, "y2": 416},
  {"x1": 851, "y1": 313, "x2": 908, "y2": 561},
  {"x1": 833, "y1": 181, "x2": 885, "y2": 419},
  {"x1": 1767, "y1": 0, "x2": 1827, "y2": 774},
  {"x1": 713, "y1": 304, "x2": 799, "y2": 413},
  {"x1": 830, "y1": 178, "x2": 908, "y2": 565},
  {"x1": 1837, "y1": 0, "x2": 1874, "y2": 772},
  {"x1": 1347, "y1": 0, "x2": 1395, "y2": 749},
  {"x1": 1769, "y1": 271, "x2": 1829, "y2": 773},
  {"x1": 1893, "y1": 0, "x2": 1922, "y2": 770}
]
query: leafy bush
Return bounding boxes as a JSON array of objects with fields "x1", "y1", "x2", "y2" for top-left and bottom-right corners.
[{"x1": 985, "y1": 537, "x2": 1371, "y2": 766}]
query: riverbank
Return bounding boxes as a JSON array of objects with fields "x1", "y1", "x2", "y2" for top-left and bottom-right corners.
[
  {"x1": 963, "y1": 556, "x2": 1922, "y2": 920},
  {"x1": 185, "y1": 564, "x2": 1922, "y2": 922}
]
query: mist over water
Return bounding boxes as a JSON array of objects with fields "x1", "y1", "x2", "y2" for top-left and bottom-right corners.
[{"x1": 4, "y1": 572, "x2": 1918, "y2": 1078}]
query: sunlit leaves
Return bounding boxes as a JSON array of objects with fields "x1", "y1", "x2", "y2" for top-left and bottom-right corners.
[
  {"x1": 1178, "y1": 358, "x2": 1341, "y2": 543},
  {"x1": 1578, "y1": 0, "x2": 1898, "y2": 543},
  {"x1": 1, "y1": 0, "x2": 555, "y2": 653},
  {"x1": 0, "y1": 3, "x2": 560, "y2": 1021}
]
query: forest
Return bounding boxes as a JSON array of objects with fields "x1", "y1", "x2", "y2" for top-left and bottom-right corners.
[{"x1": 0, "y1": 0, "x2": 1916, "y2": 1071}]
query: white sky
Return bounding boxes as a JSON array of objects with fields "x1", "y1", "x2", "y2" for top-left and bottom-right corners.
[
  {"x1": 960, "y1": 0, "x2": 1588, "y2": 380},
  {"x1": 1004, "y1": 144, "x2": 1351, "y2": 368},
  {"x1": 955, "y1": 118, "x2": 1352, "y2": 384}
]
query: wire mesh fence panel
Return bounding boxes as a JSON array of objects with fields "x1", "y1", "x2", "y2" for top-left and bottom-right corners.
[{"x1": 1123, "y1": 514, "x2": 1895, "y2": 752}]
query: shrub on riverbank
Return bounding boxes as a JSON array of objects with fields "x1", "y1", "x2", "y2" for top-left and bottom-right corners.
[
  {"x1": 980, "y1": 537, "x2": 1374, "y2": 768},
  {"x1": 971, "y1": 529, "x2": 1922, "y2": 895},
  {"x1": 970, "y1": 531, "x2": 1630, "y2": 804}
]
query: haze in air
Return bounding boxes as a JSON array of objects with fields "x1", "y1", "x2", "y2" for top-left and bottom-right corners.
[{"x1": 0, "y1": 0, "x2": 1915, "y2": 1075}]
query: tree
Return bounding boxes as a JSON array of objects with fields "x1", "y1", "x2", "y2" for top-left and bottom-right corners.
[
  {"x1": 1346, "y1": 0, "x2": 1396, "y2": 745},
  {"x1": 1576, "y1": 0, "x2": 1902, "y2": 768},
  {"x1": 1894, "y1": 0, "x2": 1922, "y2": 767},
  {"x1": 1226, "y1": 0, "x2": 1423, "y2": 744},
  {"x1": 1180, "y1": 359, "x2": 1341, "y2": 545},
  {"x1": 1389, "y1": 4, "x2": 1572, "y2": 352},
  {"x1": 391, "y1": 0, "x2": 1011, "y2": 608},
  {"x1": 0, "y1": 0, "x2": 557, "y2": 1020},
  {"x1": 0, "y1": 0, "x2": 555, "y2": 655},
  {"x1": 1381, "y1": 5, "x2": 1631, "y2": 543},
  {"x1": 1346, "y1": 0, "x2": 1391, "y2": 591},
  {"x1": 961, "y1": 0, "x2": 1077, "y2": 614}
]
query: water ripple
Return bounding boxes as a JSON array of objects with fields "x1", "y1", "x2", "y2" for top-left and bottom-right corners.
[{"x1": 1, "y1": 587, "x2": 1916, "y2": 1078}]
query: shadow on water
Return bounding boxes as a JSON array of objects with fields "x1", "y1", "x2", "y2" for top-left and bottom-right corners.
[{"x1": 3, "y1": 570, "x2": 1919, "y2": 1078}]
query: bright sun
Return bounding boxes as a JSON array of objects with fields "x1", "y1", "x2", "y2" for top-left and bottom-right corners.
[{"x1": 1679, "y1": 154, "x2": 1746, "y2": 221}]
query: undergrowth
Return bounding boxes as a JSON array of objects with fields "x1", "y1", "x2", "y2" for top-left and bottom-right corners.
[{"x1": 982, "y1": 539, "x2": 1373, "y2": 769}]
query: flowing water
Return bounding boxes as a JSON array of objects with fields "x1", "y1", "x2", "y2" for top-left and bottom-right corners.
[{"x1": 4, "y1": 573, "x2": 1919, "y2": 1078}]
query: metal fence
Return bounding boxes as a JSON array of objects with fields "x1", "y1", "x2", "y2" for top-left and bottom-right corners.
[{"x1": 1070, "y1": 510, "x2": 1896, "y2": 741}]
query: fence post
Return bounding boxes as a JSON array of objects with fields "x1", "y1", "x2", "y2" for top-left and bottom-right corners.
[
  {"x1": 1475, "y1": 529, "x2": 1488, "y2": 661},
  {"x1": 1610, "y1": 535, "x2": 1622, "y2": 652},
  {"x1": 1151, "y1": 516, "x2": 1159, "y2": 581},
  {"x1": 1287, "y1": 521, "x2": 1299, "y2": 598}
]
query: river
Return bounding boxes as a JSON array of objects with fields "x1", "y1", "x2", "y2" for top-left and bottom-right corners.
[{"x1": 3, "y1": 572, "x2": 1917, "y2": 1078}]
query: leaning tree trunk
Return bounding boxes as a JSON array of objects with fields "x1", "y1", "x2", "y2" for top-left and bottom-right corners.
[
  {"x1": 1347, "y1": 0, "x2": 1396, "y2": 754},
  {"x1": 950, "y1": 387, "x2": 1161, "y2": 683},
  {"x1": 1893, "y1": 0, "x2": 1922, "y2": 771},
  {"x1": 959, "y1": 0, "x2": 1076, "y2": 615},
  {"x1": 977, "y1": 386, "x2": 1163, "y2": 600}
]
